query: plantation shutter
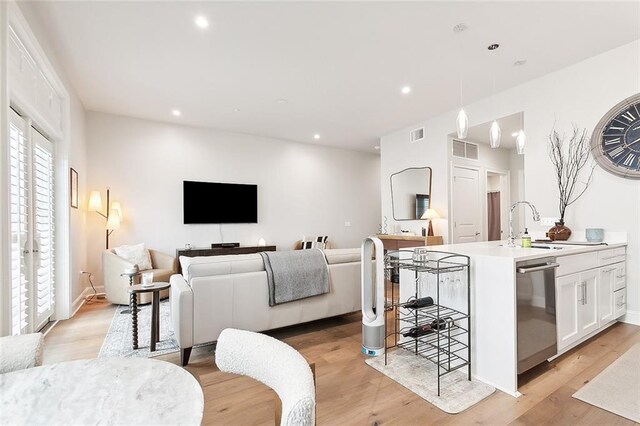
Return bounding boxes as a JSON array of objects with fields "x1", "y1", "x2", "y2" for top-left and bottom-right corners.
[
  {"x1": 9, "y1": 109, "x2": 30, "y2": 335},
  {"x1": 32, "y1": 129, "x2": 55, "y2": 329}
]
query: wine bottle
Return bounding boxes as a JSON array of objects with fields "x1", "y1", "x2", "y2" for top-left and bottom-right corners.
[
  {"x1": 401, "y1": 318, "x2": 451, "y2": 338},
  {"x1": 404, "y1": 296, "x2": 434, "y2": 309}
]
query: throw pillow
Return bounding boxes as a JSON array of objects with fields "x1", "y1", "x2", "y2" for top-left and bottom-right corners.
[
  {"x1": 301, "y1": 235, "x2": 328, "y2": 250},
  {"x1": 114, "y1": 243, "x2": 153, "y2": 271}
]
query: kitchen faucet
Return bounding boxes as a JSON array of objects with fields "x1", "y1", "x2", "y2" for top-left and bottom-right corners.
[{"x1": 507, "y1": 201, "x2": 541, "y2": 247}]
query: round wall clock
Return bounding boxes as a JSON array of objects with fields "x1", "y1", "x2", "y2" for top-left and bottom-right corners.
[{"x1": 591, "y1": 93, "x2": 640, "y2": 179}]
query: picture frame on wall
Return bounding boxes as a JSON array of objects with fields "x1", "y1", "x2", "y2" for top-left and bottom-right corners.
[{"x1": 70, "y1": 167, "x2": 78, "y2": 209}]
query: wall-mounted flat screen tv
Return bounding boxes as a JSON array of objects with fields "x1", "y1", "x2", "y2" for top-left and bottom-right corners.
[{"x1": 183, "y1": 180, "x2": 258, "y2": 224}]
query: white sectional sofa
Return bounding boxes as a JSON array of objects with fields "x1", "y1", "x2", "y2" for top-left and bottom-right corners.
[{"x1": 170, "y1": 248, "x2": 362, "y2": 365}]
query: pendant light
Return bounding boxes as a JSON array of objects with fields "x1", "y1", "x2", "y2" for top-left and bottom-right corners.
[
  {"x1": 516, "y1": 130, "x2": 526, "y2": 154},
  {"x1": 456, "y1": 109, "x2": 468, "y2": 139},
  {"x1": 515, "y1": 60, "x2": 527, "y2": 155},
  {"x1": 488, "y1": 43, "x2": 501, "y2": 148},
  {"x1": 490, "y1": 120, "x2": 501, "y2": 148},
  {"x1": 454, "y1": 24, "x2": 469, "y2": 139}
]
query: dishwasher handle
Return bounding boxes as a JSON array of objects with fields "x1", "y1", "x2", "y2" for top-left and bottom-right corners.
[{"x1": 517, "y1": 262, "x2": 560, "y2": 274}]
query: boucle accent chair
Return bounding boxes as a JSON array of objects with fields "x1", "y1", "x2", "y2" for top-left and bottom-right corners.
[
  {"x1": 215, "y1": 328, "x2": 316, "y2": 426},
  {"x1": 0, "y1": 333, "x2": 44, "y2": 374}
]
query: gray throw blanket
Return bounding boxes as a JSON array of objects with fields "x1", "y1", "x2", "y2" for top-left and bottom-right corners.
[{"x1": 259, "y1": 249, "x2": 329, "y2": 306}]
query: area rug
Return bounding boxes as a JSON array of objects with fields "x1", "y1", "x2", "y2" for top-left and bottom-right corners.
[
  {"x1": 572, "y1": 343, "x2": 640, "y2": 422},
  {"x1": 365, "y1": 348, "x2": 495, "y2": 414},
  {"x1": 97, "y1": 300, "x2": 217, "y2": 359}
]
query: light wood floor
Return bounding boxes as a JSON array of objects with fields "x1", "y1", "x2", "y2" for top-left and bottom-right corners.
[{"x1": 44, "y1": 300, "x2": 640, "y2": 425}]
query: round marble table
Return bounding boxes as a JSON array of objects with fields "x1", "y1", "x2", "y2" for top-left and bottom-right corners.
[{"x1": 0, "y1": 358, "x2": 204, "y2": 425}]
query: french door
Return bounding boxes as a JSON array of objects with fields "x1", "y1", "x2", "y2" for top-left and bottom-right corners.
[{"x1": 9, "y1": 108, "x2": 56, "y2": 335}]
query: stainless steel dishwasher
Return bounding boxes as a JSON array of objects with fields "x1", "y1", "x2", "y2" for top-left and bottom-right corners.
[{"x1": 516, "y1": 257, "x2": 560, "y2": 374}]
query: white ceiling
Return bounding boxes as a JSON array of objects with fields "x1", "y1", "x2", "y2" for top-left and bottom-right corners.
[{"x1": 26, "y1": 1, "x2": 639, "y2": 152}]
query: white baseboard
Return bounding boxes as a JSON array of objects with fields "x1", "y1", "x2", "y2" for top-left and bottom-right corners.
[
  {"x1": 71, "y1": 286, "x2": 107, "y2": 318},
  {"x1": 621, "y1": 310, "x2": 640, "y2": 326}
]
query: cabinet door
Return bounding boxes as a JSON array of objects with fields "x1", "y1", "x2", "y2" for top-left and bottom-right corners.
[
  {"x1": 579, "y1": 270, "x2": 599, "y2": 337},
  {"x1": 556, "y1": 274, "x2": 581, "y2": 350},
  {"x1": 614, "y1": 288, "x2": 626, "y2": 319},
  {"x1": 598, "y1": 266, "x2": 615, "y2": 326}
]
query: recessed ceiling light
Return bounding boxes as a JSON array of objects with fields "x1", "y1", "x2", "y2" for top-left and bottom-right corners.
[
  {"x1": 233, "y1": 108, "x2": 240, "y2": 112},
  {"x1": 374, "y1": 146, "x2": 380, "y2": 150},
  {"x1": 511, "y1": 132, "x2": 519, "y2": 137},
  {"x1": 487, "y1": 43, "x2": 500, "y2": 51},
  {"x1": 313, "y1": 134, "x2": 321, "y2": 140},
  {"x1": 194, "y1": 16, "x2": 209, "y2": 29},
  {"x1": 401, "y1": 86, "x2": 411, "y2": 94},
  {"x1": 277, "y1": 99, "x2": 288, "y2": 104},
  {"x1": 514, "y1": 59, "x2": 527, "y2": 66},
  {"x1": 172, "y1": 109, "x2": 181, "y2": 117},
  {"x1": 453, "y1": 23, "x2": 468, "y2": 33}
]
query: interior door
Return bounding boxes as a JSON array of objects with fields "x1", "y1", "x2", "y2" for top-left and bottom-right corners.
[
  {"x1": 8, "y1": 108, "x2": 56, "y2": 334},
  {"x1": 452, "y1": 166, "x2": 480, "y2": 243}
]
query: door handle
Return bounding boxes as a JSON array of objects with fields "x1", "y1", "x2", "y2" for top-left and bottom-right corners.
[
  {"x1": 578, "y1": 283, "x2": 584, "y2": 304},
  {"x1": 584, "y1": 282, "x2": 587, "y2": 305},
  {"x1": 475, "y1": 232, "x2": 480, "y2": 236},
  {"x1": 517, "y1": 263, "x2": 560, "y2": 274},
  {"x1": 22, "y1": 249, "x2": 30, "y2": 255}
]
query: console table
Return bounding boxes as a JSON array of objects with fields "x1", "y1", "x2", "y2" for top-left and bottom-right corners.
[
  {"x1": 376, "y1": 234, "x2": 443, "y2": 250},
  {"x1": 176, "y1": 245, "x2": 277, "y2": 273}
]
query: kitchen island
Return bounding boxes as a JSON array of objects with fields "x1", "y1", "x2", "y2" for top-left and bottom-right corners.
[{"x1": 396, "y1": 239, "x2": 628, "y2": 397}]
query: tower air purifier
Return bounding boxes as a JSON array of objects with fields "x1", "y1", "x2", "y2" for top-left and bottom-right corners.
[{"x1": 361, "y1": 236, "x2": 385, "y2": 356}]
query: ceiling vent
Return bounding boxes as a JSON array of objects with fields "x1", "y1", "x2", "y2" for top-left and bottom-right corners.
[
  {"x1": 410, "y1": 127, "x2": 425, "y2": 143},
  {"x1": 452, "y1": 139, "x2": 479, "y2": 160}
]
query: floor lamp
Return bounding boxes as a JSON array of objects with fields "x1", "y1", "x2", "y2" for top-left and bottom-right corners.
[{"x1": 88, "y1": 188, "x2": 122, "y2": 249}]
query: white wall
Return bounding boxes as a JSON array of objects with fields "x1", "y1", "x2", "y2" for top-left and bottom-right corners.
[
  {"x1": 14, "y1": 2, "x2": 89, "y2": 314},
  {"x1": 85, "y1": 112, "x2": 381, "y2": 285},
  {"x1": 381, "y1": 40, "x2": 640, "y2": 323}
]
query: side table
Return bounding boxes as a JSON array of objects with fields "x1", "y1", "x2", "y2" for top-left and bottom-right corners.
[
  {"x1": 120, "y1": 270, "x2": 141, "y2": 315},
  {"x1": 128, "y1": 282, "x2": 171, "y2": 351}
]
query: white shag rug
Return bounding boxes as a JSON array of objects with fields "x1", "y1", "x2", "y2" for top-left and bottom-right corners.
[
  {"x1": 366, "y1": 348, "x2": 495, "y2": 414},
  {"x1": 573, "y1": 343, "x2": 640, "y2": 422}
]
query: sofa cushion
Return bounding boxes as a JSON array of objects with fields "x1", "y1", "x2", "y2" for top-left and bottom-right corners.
[
  {"x1": 323, "y1": 248, "x2": 361, "y2": 264},
  {"x1": 181, "y1": 254, "x2": 265, "y2": 282},
  {"x1": 114, "y1": 243, "x2": 152, "y2": 271}
]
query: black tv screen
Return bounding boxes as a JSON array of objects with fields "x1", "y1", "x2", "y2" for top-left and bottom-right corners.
[{"x1": 183, "y1": 180, "x2": 258, "y2": 224}]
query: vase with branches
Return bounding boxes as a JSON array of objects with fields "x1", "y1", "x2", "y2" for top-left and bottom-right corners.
[{"x1": 547, "y1": 126, "x2": 595, "y2": 240}]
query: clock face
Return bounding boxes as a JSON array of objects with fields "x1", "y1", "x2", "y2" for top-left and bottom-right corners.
[{"x1": 592, "y1": 94, "x2": 640, "y2": 179}]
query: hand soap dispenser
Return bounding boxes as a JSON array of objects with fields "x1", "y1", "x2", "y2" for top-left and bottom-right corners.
[{"x1": 521, "y1": 228, "x2": 532, "y2": 248}]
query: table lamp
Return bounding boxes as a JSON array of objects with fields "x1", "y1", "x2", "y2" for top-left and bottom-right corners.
[{"x1": 421, "y1": 209, "x2": 440, "y2": 237}]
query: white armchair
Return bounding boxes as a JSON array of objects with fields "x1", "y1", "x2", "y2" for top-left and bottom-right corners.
[{"x1": 103, "y1": 249, "x2": 177, "y2": 305}]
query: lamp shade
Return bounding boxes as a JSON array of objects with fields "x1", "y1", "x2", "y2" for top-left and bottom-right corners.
[
  {"x1": 456, "y1": 108, "x2": 469, "y2": 139},
  {"x1": 88, "y1": 191, "x2": 103, "y2": 212},
  {"x1": 421, "y1": 209, "x2": 440, "y2": 220},
  {"x1": 111, "y1": 201, "x2": 122, "y2": 219},
  {"x1": 106, "y1": 209, "x2": 121, "y2": 230},
  {"x1": 489, "y1": 120, "x2": 501, "y2": 148},
  {"x1": 516, "y1": 130, "x2": 526, "y2": 155}
]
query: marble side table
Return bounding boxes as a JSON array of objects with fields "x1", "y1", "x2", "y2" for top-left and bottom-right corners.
[{"x1": 0, "y1": 358, "x2": 204, "y2": 425}]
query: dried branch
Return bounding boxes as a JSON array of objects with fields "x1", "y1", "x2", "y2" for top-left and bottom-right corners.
[{"x1": 547, "y1": 126, "x2": 595, "y2": 222}]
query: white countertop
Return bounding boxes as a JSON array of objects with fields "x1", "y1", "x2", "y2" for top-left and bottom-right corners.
[{"x1": 423, "y1": 240, "x2": 627, "y2": 262}]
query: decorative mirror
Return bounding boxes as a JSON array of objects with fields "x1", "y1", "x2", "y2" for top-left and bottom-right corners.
[{"x1": 390, "y1": 167, "x2": 433, "y2": 220}]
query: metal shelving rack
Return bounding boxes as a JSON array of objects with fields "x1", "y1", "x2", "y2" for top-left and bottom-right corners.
[{"x1": 384, "y1": 249, "x2": 471, "y2": 396}]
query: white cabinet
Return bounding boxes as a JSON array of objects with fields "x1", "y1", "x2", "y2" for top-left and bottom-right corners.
[
  {"x1": 557, "y1": 270, "x2": 598, "y2": 351},
  {"x1": 556, "y1": 247, "x2": 627, "y2": 353}
]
